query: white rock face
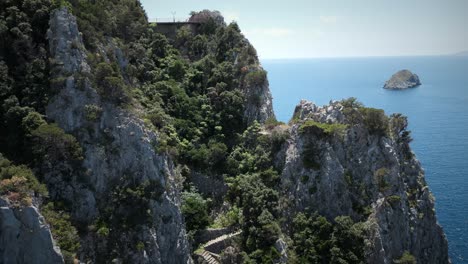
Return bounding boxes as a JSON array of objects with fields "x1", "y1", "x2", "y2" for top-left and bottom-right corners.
[
  {"x1": 44, "y1": 8, "x2": 191, "y2": 263},
  {"x1": 279, "y1": 100, "x2": 449, "y2": 263},
  {"x1": 0, "y1": 199, "x2": 64, "y2": 264}
]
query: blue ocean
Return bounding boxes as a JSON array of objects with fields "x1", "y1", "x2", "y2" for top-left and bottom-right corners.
[{"x1": 262, "y1": 56, "x2": 468, "y2": 263}]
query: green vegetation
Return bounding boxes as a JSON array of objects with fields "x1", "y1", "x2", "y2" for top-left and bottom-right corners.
[
  {"x1": 211, "y1": 206, "x2": 241, "y2": 228},
  {"x1": 95, "y1": 62, "x2": 130, "y2": 104},
  {"x1": 41, "y1": 202, "x2": 80, "y2": 263},
  {"x1": 224, "y1": 122, "x2": 283, "y2": 261},
  {"x1": 181, "y1": 186, "x2": 210, "y2": 238},
  {"x1": 359, "y1": 107, "x2": 389, "y2": 135},
  {"x1": 245, "y1": 69, "x2": 267, "y2": 86},
  {"x1": 390, "y1": 113, "x2": 413, "y2": 159},
  {"x1": 0, "y1": 0, "x2": 54, "y2": 162},
  {"x1": 341, "y1": 98, "x2": 391, "y2": 136},
  {"x1": 0, "y1": 2, "x2": 406, "y2": 262},
  {"x1": 84, "y1": 104, "x2": 102, "y2": 121},
  {"x1": 31, "y1": 124, "x2": 83, "y2": 168},
  {"x1": 386, "y1": 195, "x2": 401, "y2": 207},
  {"x1": 291, "y1": 212, "x2": 367, "y2": 263},
  {"x1": 104, "y1": 179, "x2": 163, "y2": 229},
  {"x1": 299, "y1": 120, "x2": 348, "y2": 137},
  {"x1": 394, "y1": 251, "x2": 417, "y2": 264},
  {"x1": 375, "y1": 167, "x2": 390, "y2": 192},
  {"x1": 301, "y1": 175, "x2": 310, "y2": 184},
  {"x1": 0, "y1": 154, "x2": 47, "y2": 206},
  {"x1": 302, "y1": 144, "x2": 321, "y2": 170}
]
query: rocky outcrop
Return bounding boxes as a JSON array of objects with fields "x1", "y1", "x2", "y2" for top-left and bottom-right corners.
[
  {"x1": 384, "y1": 69, "x2": 421, "y2": 89},
  {"x1": 45, "y1": 8, "x2": 191, "y2": 263},
  {"x1": 279, "y1": 100, "x2": 449, "y2": 263},
  {"x1": 243, "y1": 68, "x2": 276, "y2": 124},
  {"x1": 0, "y1": 199, "x2": 64, "y2": 264}
]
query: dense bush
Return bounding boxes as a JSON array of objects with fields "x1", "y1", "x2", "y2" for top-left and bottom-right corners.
[
  {"x1": 69, "y1": 0, "x2": 148, "y2": 48},
  {"x1": 359, "y1": 107, "x2": 389, "y2": 135},
  {"x1": 245, "y1": 69, "x2": 267, "y2": 86},
  {"x1": 41, "y1": 202, "x2": 80, "y2": 263},
  {"x1": 212, "y1": 206, "x2": 241, "y2": 228},
  {"x1": 0, "y1": 154, "x2": 47, "y2": 206},
  {"x1": 292, "y1": 212, "x2": 366, "y2": 263},
  {"x1": 0, "y1": 0, "x2": 53, "y2": 161},
  {"x1": 31, "y1": 123, "x2": 83, "y2": 166},
  {"x1": 299, "y1": 120, "x2": 348, "y2": 137},
  {"x1": 95, "y1": 62, "x2": 129, "y2": 103},
  {"x1": 105, "y1": 179, "x2": 163, "y2": 228},
  {"x1": 181, "y1": 186, "x2": 210, "y2": 237},
  {"x1": 394, "y1": 251, "x2": 417, "y2": 264},
  {"x1": 84, "y1": 104, "x2": 102, "y2": 122},
  {"x1": 302, "y1": 144, "x2": 321, "y2": 170},
  {"x1": 189, "y1": 35, "x2": 208, "y2": 58}
]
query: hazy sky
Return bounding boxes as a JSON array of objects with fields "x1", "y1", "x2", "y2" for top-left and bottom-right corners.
[{"x1": 140, "y1": 0, "x2": 468, "y2": 59}]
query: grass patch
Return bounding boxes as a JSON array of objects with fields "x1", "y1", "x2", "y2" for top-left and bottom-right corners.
[{"x1": 299, "y1": 120, "x2": 347, "y2": 137}]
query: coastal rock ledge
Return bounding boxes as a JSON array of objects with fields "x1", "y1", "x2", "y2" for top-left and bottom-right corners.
[{"x1": 384, "y1": 69, "x2": 421, "y2": 89}]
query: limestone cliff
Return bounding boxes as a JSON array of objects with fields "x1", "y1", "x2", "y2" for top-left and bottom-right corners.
[
  {"x1": 242, "y1": 67, "x2": 275, "y2": 124},
  {"x1": 279, "y1": 100, "x2": 449, "y2": 263},
  {"x1": 0, "y1": 198, "x2": 64, "y2": 264},
  {"x1": 44, "y1": 8, "x2": 191, "y2": 263},
  {"x1": 0, "y1": 3, "x2": 449, "y2": 263}
]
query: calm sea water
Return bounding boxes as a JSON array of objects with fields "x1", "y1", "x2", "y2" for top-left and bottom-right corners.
[{"x1": 262, "y1": 56, "x2": 468, "y2": 263}]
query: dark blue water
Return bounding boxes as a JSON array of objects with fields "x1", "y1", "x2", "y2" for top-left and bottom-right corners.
[{"x1": 262, "y1": 56, "x2": 468, "y2": 263}]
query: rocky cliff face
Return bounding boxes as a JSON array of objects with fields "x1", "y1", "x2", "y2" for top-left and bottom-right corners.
[
  {"x1": 0, "y1": 4, "x2": 449, "y2": 263},
  {"x1": 0, "y1": 198, "x2": 64, "y2": 264},
  {"x1": 279, "y1": 100, "x2": 449, "y2": 263},
  {"x1": 44, "y1": 8, "x2": 191, "y2": 263},
  {"x1": 242, "y1": 69, "x2": 275, "y2": 124},
  {"x1": 191, "y1": 10, "x2": 276, "y2": 124}
]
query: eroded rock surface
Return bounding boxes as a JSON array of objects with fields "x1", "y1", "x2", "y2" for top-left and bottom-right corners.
[
  {"x1": 45, "y1": 8, "x2": 191, "y2": 263},
  {"x1": 279, "y1": 100, "x2": 449, "y2": 263},
  {"x1": 0, "y1": 199, "x2": 64, "y2": 264}
]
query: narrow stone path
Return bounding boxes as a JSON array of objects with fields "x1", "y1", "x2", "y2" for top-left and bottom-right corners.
[
  {"x1": 195, "y1": 230, "x2": 242, "y2": 264},
  {"x1": 203, "y1": 230, "x2": 242, "y2": 250}
]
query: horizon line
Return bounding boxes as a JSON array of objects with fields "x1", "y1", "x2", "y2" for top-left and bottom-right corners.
[{"x1": 260, "y1": 53, "x2": 467, "y2": 60}]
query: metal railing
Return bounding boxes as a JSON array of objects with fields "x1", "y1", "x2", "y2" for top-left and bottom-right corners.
[{"x1": 149, "y1": 17, "x2": 190, "y2": 23}]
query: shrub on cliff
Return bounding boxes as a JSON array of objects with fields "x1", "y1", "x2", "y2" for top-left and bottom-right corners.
[
  {"x1": 292, "y1": 212, "x2": 366, "y2": 263},
  {"x1": 41, "y1": 202, "x2": 80, "y2": 263},
  {"x1": 245, "y1": 69, "x2": 267, "y2": 86},
  {"x1": 181, "y1": 186, "x2": 210, "y2": 237},
  {"x1": 31, "y1": 124, "x2": 83, "y2": 173},
  {"x1": 359, "y1": 107, "x2": 389, "y2": 135},
  {"x1": 95, "y1": 62, "x2": 130, "y2": 103},
  {"x1": 394, "y1": 251, "x2": 417, "y2": 264},
  {"x1": 299, "y1": 120, "x2": 348, "y2": 137},
  {"x1": 0, "y1": 154, "x2": 47, "y2": 206}
]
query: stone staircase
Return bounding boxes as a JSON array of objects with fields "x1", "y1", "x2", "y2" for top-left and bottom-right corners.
[
  {"x1": 196, "y1": 250, "x2": 220, "y2": 264},
  {"x1": 195, "y1": 230, "x2": 242, "y2": 264},
  {"x1": 203, "y1": 230, "x2": 242, "y2": 254}
]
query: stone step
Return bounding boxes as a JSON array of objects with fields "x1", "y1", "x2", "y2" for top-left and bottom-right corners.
[
  {"x1": 197, "y1": 249, "x2": 220, "y2": 264},
  {"x1": 203, "y1": 230, "x2": 242, "y2": 254}
]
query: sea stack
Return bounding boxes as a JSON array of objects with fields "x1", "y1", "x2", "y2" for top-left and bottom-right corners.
[{"x1": 384, "y1": 69, "x2": 421, "y2": 89}]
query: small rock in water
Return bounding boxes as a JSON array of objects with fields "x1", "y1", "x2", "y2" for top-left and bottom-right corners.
[{"x1": 384, "y1": 69, "x2": 421, "y2": 89}]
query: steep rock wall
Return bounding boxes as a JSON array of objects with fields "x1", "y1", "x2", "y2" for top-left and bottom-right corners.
[
  {"x1": 0, "y1": 199, "x2": 64, "y2": 264},
  {"x1": 279, "y1": 100, "x2": 449, "y2": 263},
  {"x1": 45, "y1": 8, "x2": 191, "y2": 263}
]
